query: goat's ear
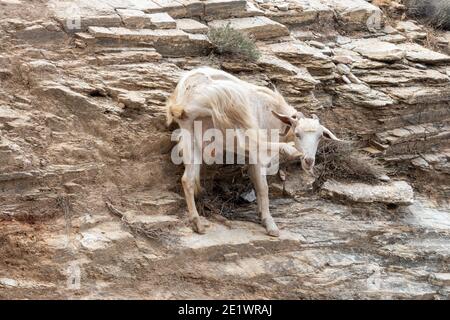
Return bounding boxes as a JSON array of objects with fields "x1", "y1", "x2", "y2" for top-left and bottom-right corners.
[
  {"x1": 322, "y1": 126, "x2": 341, "y2": 141},
  {"x1": 272, "y1": 111, "x2": 296, "y2": 126}
]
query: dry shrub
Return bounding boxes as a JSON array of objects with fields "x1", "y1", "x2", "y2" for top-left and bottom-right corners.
[
  {"x1": 314, "y1": 139, "x2": 388, "y2": 188},
  {"x1": 196, "y1": 164, "x2": 254, "y2": 219},
  {"x1": 404, "y1": 0, "x2": 450, "y2": 30},
  {"x1": 207, "y1": 23, "x2": 261, "y2": 61}
]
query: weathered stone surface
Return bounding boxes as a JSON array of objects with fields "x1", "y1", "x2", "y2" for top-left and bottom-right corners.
[
  {"x1": 396, "y1": 20, "x2": 423, "y2": 33},
  {"x1": 264, "y1": 0, "x2": 334, "y2": 26},
  {"x1": 150, "y1": 0, "x2": 187, "y2": 17},
  {"x1": 116, "y1": 8, "x2": 153, "y2": 28},
  {"x1": 33, "y1": 82, "x2": 105, "y2": 115},
  {"x1": 377, "y1": 34, "x2": 407, "y2": 44},
  {"x1": 80, "y1": 222, "x2": 135, "y2": 251},
  {"x1": 0, "y1": 105, "x2": 30, "y2": 123},
  {"x1": 92, "y1": 49, "x2": 162, "y2": 65},
  {"x1": 257, "y1": 54, "x2": 319, "y2": 91},
  {"x1": 117, "y1": 91, "x2": 146, "y2": 109},
  {"x1": 329, "y1": 0, "x2": 383, "y2": 30},
  {"x1": 406, "y1": 198, "x2": 450, "y2": 231},
  {"x1": 89, "y1": 26, "x2": 189, "y2": 43},
  {"x1": 14, "y1": 24, "x2": 66, "y2": 42},
  {"x1": 398, "y1": 43, "x2": 450, "y2": 65},
  {"x1": 396, "y1": 20, "x2": 427, "y2": 41},
  {"x1": 79, "y1": 15, "x2": 123, "y2": 30},
  {"x1": 321, "y1": 180, "x2": 414, "y2": 205},
  {"x1": 179, "y1": 220, "x2": 302, "y2": 250},
  {"x1": 342, "y1": 39, "x2": 405, "y2": 62},
  {"x1": 375, "y1": 123, "x2": 447, "y2": 146},
  {"x1": 113, "y1": 0, "x2": 162, "y2": 12},
  {"x1": 267, "y1": 41, "x2": 335, "y2": 78},
  {"x1": 354, "y1": 67, "x2": 449, "y2": 85},
  {"x1": 382, "y1": 86, "x2": 450, "y2": 104},
  {"x1": 204, "y1": 0, "x2": 247, "y2": 18},
  {"x1": 208, "y1": 16, "x2": 289, "y2": 40},
  {"x1": 334, "y1": 83, "x2": 395, "y2": 108},
  {"x1": 148, "y1": 12, "x2": 176, "y2": 29},
  {"x1": 176, "y1": 18, "x2": 208, "y2": 34}
]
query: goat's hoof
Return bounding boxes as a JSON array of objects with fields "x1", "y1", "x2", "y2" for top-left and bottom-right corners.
[
  {"x1": 266, "y1": 227, "x2": 280, "y2": 237},
  {"x1": 263, "y1": 218, "x2": 280, "y2": 237},
  {"x1": 191, "y1": 217, "x2": 206, "y2": 234}
]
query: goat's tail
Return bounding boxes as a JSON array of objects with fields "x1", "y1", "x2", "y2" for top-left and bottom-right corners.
[{"x1": 166, "y1": 88, "x2": 187, "y2": 126}]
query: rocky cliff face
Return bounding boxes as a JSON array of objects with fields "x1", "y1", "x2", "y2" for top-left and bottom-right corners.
[{"x1": 0, "y1": 0, "x2": 449, "y2": 299}]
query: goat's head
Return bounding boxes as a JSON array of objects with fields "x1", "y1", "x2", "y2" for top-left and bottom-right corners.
[{"x1": 272, "y1": 111, "x2": 341, "y2": 173}]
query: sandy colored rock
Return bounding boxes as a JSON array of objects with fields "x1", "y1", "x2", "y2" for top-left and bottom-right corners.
[
  {"x1": 204, "y1": 0, "x2": 247, "y2": 18},
  {"x1": 321, "y1": 180, "x2": 414, "y2": 205},
  {"x1": 329, "y1": 0, "x2": 383, "y2": 30},
  {"x1": 382, "y1": 86, "x2": 450, "y2": 104},
  {"x1": 116, "y1": 8, "x2": 153, "y2": 28},
  {"x1": 80, "y1": 222, "x2": 135, "y2": 251},
  {"x1": 148, "y1": 12, "x2": 176, "y2": 29},
  {"x1": 343, "y1": 38, "x2": 405, "y2": 62},
  {"x1": 117, "y1": 91, "x2": 146, "y2": 109},
  {"x1": 334, "y1": 83, "x2": 395, "y2": 108},
  {"x1": 398, "y1": 43, "x2": 450, "y2": 65},
  {"x1": 176, "y1": 18, "x2": 208, "y2": 34}
]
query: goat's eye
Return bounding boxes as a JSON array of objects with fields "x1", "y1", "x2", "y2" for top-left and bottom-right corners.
[{"x1": 295, "y1": 133, "x2": 301, "y2": 138}]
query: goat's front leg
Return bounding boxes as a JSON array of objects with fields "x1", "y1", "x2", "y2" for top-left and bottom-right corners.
[{"x1": 249, "y1": 164, "x2": 279, "y2": 237}]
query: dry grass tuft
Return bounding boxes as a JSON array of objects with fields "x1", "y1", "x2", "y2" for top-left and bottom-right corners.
[{"x1": 208, "y1": 23, "x2": 261, "y2": 61}]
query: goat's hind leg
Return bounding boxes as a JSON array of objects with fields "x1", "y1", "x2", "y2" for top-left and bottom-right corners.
[
  {"x1": 179, "y1": 122, "x2": 205, "y2": 234},
  {"x1": 182, "y1": 163, "x2": 204, "y2": 233}
]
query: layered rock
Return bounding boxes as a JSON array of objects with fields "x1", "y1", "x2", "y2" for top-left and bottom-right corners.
[
  {"x1": 321, "y1": 180, "x2": 414, "y2": 205},
  {"x1": 0, "y1": 0, "x2": 449, "y2": 300}
]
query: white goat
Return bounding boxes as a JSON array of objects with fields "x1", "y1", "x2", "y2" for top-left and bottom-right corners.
[{"x1": 166, "y1": 67, "x2": 340, "y2": 237}]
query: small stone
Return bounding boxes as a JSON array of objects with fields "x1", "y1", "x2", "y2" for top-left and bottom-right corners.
[
  {"x1": 276, "y1": 3, "x2": 289, "y2": 11},
  {"x1": 0, "y1": 278, "x2": 18, "y2": 287},
  {"x1": 240, "y1": 189, "x2": 256, "y2": 203},
  {"x1": 148, "y1": 12, "x2": 176, "y2": 29},
  {"x1": 383, "y1": 25, "x2": 398, "y2": 34},
  {"x1": 342, "y1": 75, "x2": 352, "y2": 84},
  {"x1": 333, "y1": 55, "x2": 354, "y2": 65},
  {"x1": 347, "y1": 72, "x2": 362, "y2": 84},
  {"x1": 337, "y1": 63, "x2": 351, "y2": 75},
  {"x1": 308, "y1": 40, "x2": 325, "y2": 49},
  {"x1": 176, "y1": 19, "x2": 208, "y2": 34},
  {"x1": 411, "y1": 157, "x2": 430, "y2": 169},
  {"x1": 117, "y1": 92, "x2": 146, "y2": 110},
  {"x1": 396, "y1": 20, "x2": 423, "y2": 33}
]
